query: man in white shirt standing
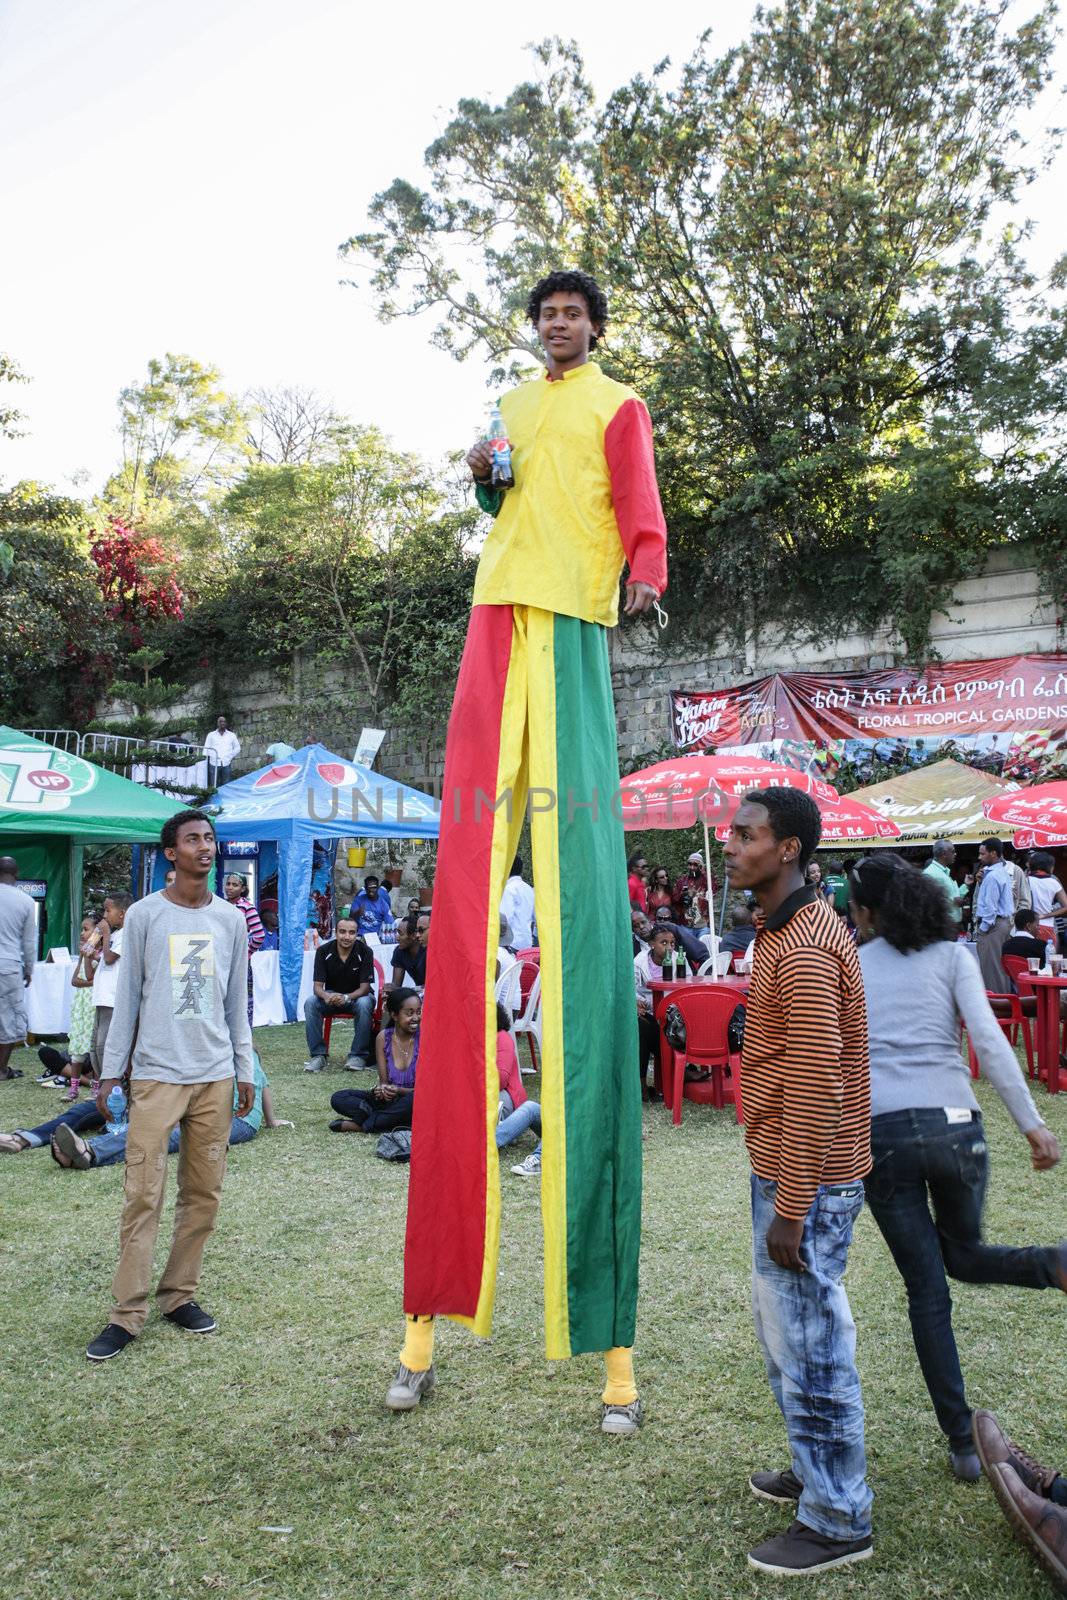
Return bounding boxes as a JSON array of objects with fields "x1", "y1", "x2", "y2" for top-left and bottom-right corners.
[
  {"x1": 0, "y1": 856, "x2": 35, "y2": 1081},
  {"x1": 204, "y1": 715, "x2": 241, "y2": 784},
  {"x1": 87, "y1": 809, "x2": 255, "y2": 1361},
  {"x1": 500, "y1": 855, "x2": 536, "y2": 948}
]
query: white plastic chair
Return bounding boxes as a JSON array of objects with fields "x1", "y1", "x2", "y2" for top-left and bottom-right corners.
[
  {"x1": 516, "y1": 973, "x2": 542, "y2": 1074},
  {"x1": 696, "y1": 956, "x2": 717, "y2": 978},
  {"x1": 494, "y1": 960, "x2": 523, "y2": 1018},
  {"x1": 494, "y1": 961, "x2": 541, "y2": 1072}
]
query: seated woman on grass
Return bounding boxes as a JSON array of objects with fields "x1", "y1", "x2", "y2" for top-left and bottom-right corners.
[
  {"x1": 329, "y1": 987, "x2": 420, "y2": 1133},
  {"x1": 495, "y1": 1001, "x2": 541, "y2": 1174}
]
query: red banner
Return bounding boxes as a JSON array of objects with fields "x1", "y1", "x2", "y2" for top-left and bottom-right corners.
[{"x1": 671, "y1": 655, "x2": 1067, "y2": 783}]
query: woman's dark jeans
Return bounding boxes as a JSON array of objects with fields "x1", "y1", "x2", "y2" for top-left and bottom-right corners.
[
  {"x1": 866, "y1": 1108, "x2": 1063, "y2": 1451},
  {"x1": 330, "y1": 1087, "x2": 414, "y2": 1132}
]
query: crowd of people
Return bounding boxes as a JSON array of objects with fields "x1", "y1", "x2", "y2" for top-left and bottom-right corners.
[
  {"x1": 1, "y1": 795, "x2": 1065, "y2": 1583},
  {"x1": 3, "y1": 259, "x2": 1066, "y2": 1590}
]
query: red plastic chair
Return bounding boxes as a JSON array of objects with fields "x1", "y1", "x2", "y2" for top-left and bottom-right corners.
[
  {"x1": 663, "y1": 986, "x2": 744, "y2": 1126},
  {"x1": 322, "y1": 958, "x2": 385, "y2": 1054},
  {"x1": 1001, "y1": 955, "x2": 1038, "y2": 1077},
  {"x1": 966, "y1": 989, "x2": 1028, "y2": 1081}
]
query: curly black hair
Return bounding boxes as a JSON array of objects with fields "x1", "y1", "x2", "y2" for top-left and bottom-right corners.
[
  {"x1": 161, "y1": 808, "x2": 215, "y2": 852},
  {"x1": 743, "y1": 787, "x2": 822, "y2": 870},
  {"x1": 849, "y1": 853, "x2": 955, "y2": 953},
  {"x1": 526, "y1": 270, "x2": 608, "y2": 348}
]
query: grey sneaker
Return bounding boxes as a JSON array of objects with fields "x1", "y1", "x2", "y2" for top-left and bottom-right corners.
[
  {"x1": 511, "y1": 1150, "x2": 542, "y2": 1177},
  {"x1": 343, "y1": 1055, "x2": 368, "y2": 1071},
  {"x1": 385, "y1": 1363, "x2": 436, "y2": 1411},
  {"x1": 750, "y1": 1467, "x2": 803, "y2": 1503},
  {"x1": 303, "y1": 1057, "x2": 327, "y2": 1073},
  {"x1": 600, "y1": 1398, "x2": 642, "y2": 1436}
]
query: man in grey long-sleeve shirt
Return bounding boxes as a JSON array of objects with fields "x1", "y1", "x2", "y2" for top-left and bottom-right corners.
[
  {"x1": 0, "y1": 857, "x2": 36, "y2": 1080},
  {"x1": 87, "y1": 810, "x2": 255, "y2": 1362}
]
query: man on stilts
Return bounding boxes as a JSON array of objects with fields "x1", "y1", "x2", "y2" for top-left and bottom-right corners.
[{"x1": 385, "y1": 270, "x2": 668, "y2": 1433}]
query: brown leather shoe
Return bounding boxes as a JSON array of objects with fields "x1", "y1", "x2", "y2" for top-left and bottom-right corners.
[
  {"x1": 986, "y1": 1463, "x2": 1067, "y2": 1595},
  {"x1": 974, "y1": 1409, "x2": 1059, "y2": 1498}
]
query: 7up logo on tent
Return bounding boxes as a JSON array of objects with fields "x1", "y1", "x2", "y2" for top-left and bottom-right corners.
[{"x1": 0, "y1": 744, "x2": 97, "y2": 814}]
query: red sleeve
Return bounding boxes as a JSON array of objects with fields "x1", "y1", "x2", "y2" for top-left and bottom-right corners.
[
  {"x1": 496, "y1": 1031, "x2": 527, "y2": 1108},
  {"x1": 603, "y1": 397, "x2": 668, "y2": 595}
]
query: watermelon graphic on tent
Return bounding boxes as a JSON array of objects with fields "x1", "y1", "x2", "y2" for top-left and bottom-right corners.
[{"x1": 211, "y1": 744, "x2": 440, "y2": 1019}]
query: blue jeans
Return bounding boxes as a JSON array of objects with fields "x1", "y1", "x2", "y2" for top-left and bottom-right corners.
[
  {"x1": 16, "y1": 1100, "x2": 104, "y2": 1146},
  {"x1": 865, "y1": 1108, "x2": 1062, "y2": 1451},
  {"x1": 304, "y1": 994, "x2": 373, "y2": 1059},
  {"x1": 90, "y1": 1115, "x2": 257, "y2": 1167},
  {"x1": 496, "y1": 1100, "x2": 541, "y2": 1148},
  {"x1": 750, "y1": 1173, "x2": 872, "y2": 1541}
]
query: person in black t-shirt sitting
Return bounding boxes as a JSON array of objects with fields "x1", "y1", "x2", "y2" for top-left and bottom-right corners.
[
  {"x1": 303, "y1": 915, "x2": 375, "y2": 1073},
  {"x1": 1002, "y1": 907, "x2": 1048, "y2": 968},
  {"x1": 1001, "y1": 908, "x2": 1067, "y2": 1014},
  {"x1": 390, "y1": 912, "x2": 429, "y2": 990}
]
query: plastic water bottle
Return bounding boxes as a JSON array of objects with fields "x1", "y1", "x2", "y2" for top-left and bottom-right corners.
[
  {"x1": 488, "y1": 402, "x2": 515, "y2": 489},
  {"x1": 106, "y1": 1083, "x2": 128, "y2": 1136},
  {"x1": 1047, "y1": 939, "x2": 1057, "y2": 972}
]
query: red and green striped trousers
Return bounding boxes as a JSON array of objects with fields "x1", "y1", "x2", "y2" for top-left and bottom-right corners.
[{"x1": 403, "y1": 603, "x2": 641, "y2": 1359}]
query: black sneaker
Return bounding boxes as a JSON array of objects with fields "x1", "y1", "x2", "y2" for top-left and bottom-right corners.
[
  {"x1": 750, "y1": 1467, "x2": 803, "y2": 1503},
  {"x1": 163, "y1": 1300, "x2": 217, "y2": 1334},
  {"x1": 748, "y1": 1520, "x2": 873, "y2": 1575},
  {"x1": 86, "y1": 1323, "x2": 135, "y2": 1362}
]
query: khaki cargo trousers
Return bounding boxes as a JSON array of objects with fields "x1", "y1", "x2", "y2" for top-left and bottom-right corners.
[{"x1": 110, "y1": 1077, "x2": 233, "y2": 1334}]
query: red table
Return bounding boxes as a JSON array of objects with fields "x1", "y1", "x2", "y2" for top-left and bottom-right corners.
[
  {"x1": 1026, "y1": 974, "x2": 1067, "y2": 1094},
  {"x1": 647, "y1": 975, "x2": 751, "y2": 1098}
]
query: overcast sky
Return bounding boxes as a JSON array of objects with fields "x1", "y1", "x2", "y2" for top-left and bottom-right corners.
[{"x1": 1, "y1": 0, "x2": 1063, "y2": 496}]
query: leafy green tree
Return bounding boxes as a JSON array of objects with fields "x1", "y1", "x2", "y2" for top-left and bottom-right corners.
[
  {"x1": 86, "y1": 646, "x2": 208, "y2": 801},
  {"x1": 169, "y1": 433, "x2": 478, "y2": 741},
  {"x1": 101, "y1": 353, "x2": 251, "y2": 532},
  {"x1": 347, "y1": 4, "x2": 1066, "y2": 658},
  {"x1": 0, "y1": 485, "x2": 116, "y2": 726}
]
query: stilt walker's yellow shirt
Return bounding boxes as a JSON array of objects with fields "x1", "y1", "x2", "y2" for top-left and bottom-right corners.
[{"x1": 472, "y1": 362, "x2": 668, "y2": 627}]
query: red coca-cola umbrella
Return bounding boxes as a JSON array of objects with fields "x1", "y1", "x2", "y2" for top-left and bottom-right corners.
[
  {"x1": 714, "y1": 794, "x2": 900, "y2": 844},
  {"x1": 619, "y1": 755, "x2": 839, "y2": 950},
  {"x1": 1013, "y1": 828, "x2": 1067, "y2": 849},
  {"x1": 983, "y1": 783, "x2": 1067, "y2": 840},
  {"x1": 619, "y1": 755, "x2": 837, "y2": 832}
]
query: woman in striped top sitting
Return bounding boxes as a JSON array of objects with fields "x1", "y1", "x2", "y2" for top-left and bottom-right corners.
[{"x1": 850, "y1": 854, "x2": 1064, "y2": 1483}]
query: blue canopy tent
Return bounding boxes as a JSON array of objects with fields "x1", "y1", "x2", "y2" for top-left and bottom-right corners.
[{"x1": 210, "y1": 744, "x2": 440, "y2": 1020}]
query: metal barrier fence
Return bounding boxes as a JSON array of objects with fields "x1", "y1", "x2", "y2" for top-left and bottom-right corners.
[{"x1": 18, "y1": 728, "x2": 217, "y2": 783}]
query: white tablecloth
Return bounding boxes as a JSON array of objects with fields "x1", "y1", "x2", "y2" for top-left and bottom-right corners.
[
  {"x1": 26, "y1": 961, "x2": 75, "y2": 1036},
  {"x1": 250, "y1": 939, "x2": 390, "y2": 1026}
]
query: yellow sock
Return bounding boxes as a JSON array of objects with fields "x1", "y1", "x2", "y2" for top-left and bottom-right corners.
[
  {"x1": 400, "y1": 1314, "x2": 435, "y2": 1372},
  {"x1": 601, "y1": 1346, "x2": 637, "y2": 1406}
]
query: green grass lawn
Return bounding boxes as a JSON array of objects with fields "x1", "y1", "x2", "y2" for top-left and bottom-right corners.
[{"x1": 1, "y1": 1026, "x2": 1064, "y2": 1600}]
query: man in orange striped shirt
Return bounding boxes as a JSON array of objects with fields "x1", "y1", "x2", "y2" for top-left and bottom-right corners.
[{"x1": 724, "y1": 787, "x2": 873, "y2": 1578}]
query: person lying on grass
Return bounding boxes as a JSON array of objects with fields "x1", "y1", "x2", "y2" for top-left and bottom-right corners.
[
  {"x1": 47, "y1": 1054, "x2": 284, "y2": 1168},
  {"x1": 329, "y1": 987, "x2": 420, "y2": 1133}
]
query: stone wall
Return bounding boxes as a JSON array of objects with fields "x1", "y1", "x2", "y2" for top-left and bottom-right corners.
[{"x1": 149, "y1": 548, "x2": 1062, "y2": 783}]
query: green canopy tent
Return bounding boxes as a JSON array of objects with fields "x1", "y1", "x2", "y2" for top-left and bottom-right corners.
[{"x1": 0, "y1": 728, "x2": 181, "y2": 954}]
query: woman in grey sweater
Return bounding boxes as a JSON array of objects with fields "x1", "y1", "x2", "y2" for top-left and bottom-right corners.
[{"x1": 850, "y1": 854, "x2": 1064, "y2": 1482}]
